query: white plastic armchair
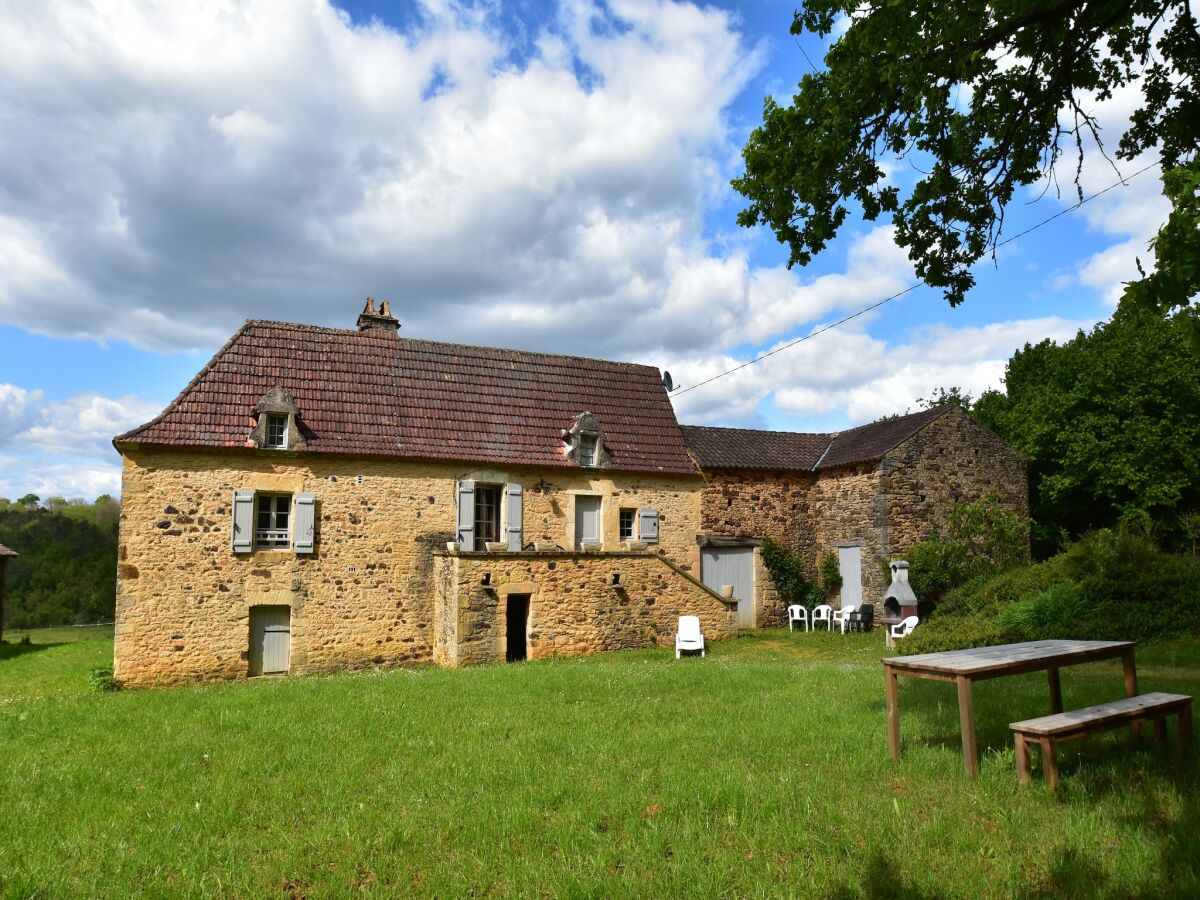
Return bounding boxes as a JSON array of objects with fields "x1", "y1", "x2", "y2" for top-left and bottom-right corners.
[
  {"x1": 787, "y1": 604, "x2": 809, "y2": 632},
  {"x1": 832, "y1": 603, "x2": 859, "y2": 633},
  {"x1": 675, "y1": 615, "x2": 705, "y2": 658},
  {"x1": 889, "y1": 615, "x2": 919, "y2": 642},
  {"x1": 811, "y1": 604, "x2": 833, "y2": 631}
]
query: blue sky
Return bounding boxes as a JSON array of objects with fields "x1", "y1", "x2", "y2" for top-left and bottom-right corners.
[{"x1": 0, "y1": 0, "x2": 1166, "y2": 498}]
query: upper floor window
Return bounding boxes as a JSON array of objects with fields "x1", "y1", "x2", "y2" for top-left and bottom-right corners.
[
  {"x1": 256, "y1": 494, "x2": 292, "y2": 548},
  {"x1": 265, "y1": 414, "x2": 288, "y2": 449},
  {"x1": 619, "y1": 507, "x2": 635, "y2": 540},
  {"x1": 578, "y1": 434, "x2": 598, "y2": 467}
]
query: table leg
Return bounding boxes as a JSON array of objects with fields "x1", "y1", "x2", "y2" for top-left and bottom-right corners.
[
  {"x1": 1123, "y1": 649, "x2": 1141, "y2": 739},
  {"x1": 1180, "y1": 704, "x2": 1192, "y2": 750},
  {"x1": 1047, "y1": 666, "x2": 1063, "y2": 713},
  {"x1": 885, "y1": 665, "x2": 901, "y2": 760},
  {"x1": 957, "y1": 676, "x2": 979, "y2": 778}
]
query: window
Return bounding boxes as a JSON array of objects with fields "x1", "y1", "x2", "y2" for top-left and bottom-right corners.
[
  {"x1": 255, "y1": 494, "x2": 292, "y2": 548},
  {"x1": 473, "y1": 485, "x2": 500, "y2": 550},
  {"x1": 265, "y1": 414, "x2": 288, "y2": 449},
  {"x1": 578, "y1": 434, "x2": 598, "y2": 467},
  {"x1": 619, "y1": 508, "x2": 636, "y2": 541}
]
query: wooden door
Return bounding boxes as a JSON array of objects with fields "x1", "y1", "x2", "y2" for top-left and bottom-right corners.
[
  {"x1": 249, "y1": 606, "x2": 291, "y2": 676},
  {"x1": 575, "y1": 496, "x2": 601, "y2": 549},
  {"x1": 701, "y1": 546, "x2": 755, "y2": 628},
  {"x1": 838, "y1": 546, "x2": 863, "y2": 608}
]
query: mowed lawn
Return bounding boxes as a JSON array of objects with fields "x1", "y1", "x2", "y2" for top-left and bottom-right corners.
[{"x1": 1, "y1": 632, "x2": 1197, "y2": 897}]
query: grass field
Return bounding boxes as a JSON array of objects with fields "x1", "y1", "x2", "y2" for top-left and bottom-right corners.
[{"x1": 1, "y1": 631, "x2": 1197, "y2": 897}]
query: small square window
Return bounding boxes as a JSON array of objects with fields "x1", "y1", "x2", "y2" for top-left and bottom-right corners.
[
  {"x1": 265, "y1": 414, "x2": 288, "y2": 449},
  {"x1": 255, "y1": 494, "x2": 292, "y2": 548},
  {"x1": 578, "y1": 434, "x2": 598, "y2": 467},
  {"x1": 619, "y1": 508, "x2": 635, "y2": 541}
]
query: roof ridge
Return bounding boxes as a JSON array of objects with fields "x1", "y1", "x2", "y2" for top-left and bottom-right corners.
[
  {"x1": 114, "y1": 320, "x2": 254, "y2": 446},
  {"x1": 681, "y1": 423, "x2": 833, "y2": 440}
]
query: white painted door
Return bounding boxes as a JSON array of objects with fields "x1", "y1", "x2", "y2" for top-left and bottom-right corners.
[
  {"x1": 838, "y1": 546, "x2": 863, "y2": 609},
  {"x1": 249, "y1": 606, "x2": 291, "y2": 676},
  {"x1": 575, "y1": 496, "x2": 601, "y2": 549},
  {"x1": 702, "y1": 546, "x2": 755, "y2": 628}
]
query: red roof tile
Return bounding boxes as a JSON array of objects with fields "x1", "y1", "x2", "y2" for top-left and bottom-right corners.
[
  {"x1": 116, "y1": 321, "x2": 698, "y2": 476},
  {"x1": 682, "y1": 406, "x2": 953, "y2": 472}
]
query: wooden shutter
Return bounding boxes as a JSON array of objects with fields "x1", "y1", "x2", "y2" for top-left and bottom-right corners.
[
  {"x1": 231, "y1": 489, "x2": 255, "y2": 553},
  {"x1": 506, "y1": 483, "x2": 523, "y2": 551},
  {"x1": 638, "y1": 507, "x2": 659, "y2": 544},
  {"x1": 456, "y1": 480, "x2": 475, "y2": 547},
  {"x1": 294, "y1": 492, "x2": 316, "y2": 554}
]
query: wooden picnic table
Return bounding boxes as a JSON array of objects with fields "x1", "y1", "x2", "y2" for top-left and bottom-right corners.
[{"x1": 882, "y1": 639, "x2": 1138, "y2": 777}]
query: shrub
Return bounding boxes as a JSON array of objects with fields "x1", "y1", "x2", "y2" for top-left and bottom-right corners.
[
  {"x1": 760, "y1": 539, "x2": 822, "y2": 609},
  {"x1": 944, "y1": 493, "x2": 1030, "y2": 579},
  {"x1": 818, "y1": 551, "x2": 842, "y2": 598},
  {"x1": 88, "y1": 667, "x2": 120, "y2": 693},
  {"x1": 902, "y1": 539, "x2": 963, "y2": 606},
  {"x1": 995, "y1": 583, "x2": 1096, "y2": 638},
  {"x1": 896, "y1": 613, "x2": 1007, "y2": 655}
]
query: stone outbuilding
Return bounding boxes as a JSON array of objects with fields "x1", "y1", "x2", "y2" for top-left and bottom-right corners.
[{"x1": 682, "y1": 405, "x2": 1028, "y2": 629}]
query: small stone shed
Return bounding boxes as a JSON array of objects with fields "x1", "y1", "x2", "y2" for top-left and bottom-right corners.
[
  {"x1": 0, "y1": 543, "x2": 16, "y2": 644},
  {"x1": 683, "y1": 405, "x2": 1028, "y2": 628}
]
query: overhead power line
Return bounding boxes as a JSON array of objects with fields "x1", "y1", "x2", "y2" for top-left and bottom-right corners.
[{"x1": 671, "y1": 159, "x2": 1163, "y2": 398}]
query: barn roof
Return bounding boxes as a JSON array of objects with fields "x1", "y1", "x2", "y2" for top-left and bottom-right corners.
[
  {"x1": 115, "y1": 320, "x2": 698, "y2": 476},
  {"x1": 682, "y1": 406, "x2": 952, "y2": 472}
]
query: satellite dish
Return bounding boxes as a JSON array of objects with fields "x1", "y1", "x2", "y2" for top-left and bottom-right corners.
[{"x1": 662, "y1": 370, "x2": 674, "y2": 392}]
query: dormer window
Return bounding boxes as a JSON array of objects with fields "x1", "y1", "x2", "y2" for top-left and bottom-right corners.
[
  {"x1": 578, "y1": 434, "x2": 598, "y2": 467},
  {"x1": 250, "y1": 386, "x2": 306, "y2": 452},
  {"x1": 265, "y1": 414, "x2": 288, "y2": 449},
  {"x1": 563, "y1": 411, "x2": 609, "y2": 469}
]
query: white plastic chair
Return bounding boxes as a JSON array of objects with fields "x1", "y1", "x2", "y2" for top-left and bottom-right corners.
[
  {"x1": 675, "y1": 615, "x2": 705, "y2": 658},
  {"x1": 832, "y1": 602, "x2": 860, "y2": 633},
  {"x1": 889, "y1": 615, "x2": 919, "y2": 642},
  {"x1": 787, "y1": 604, "x2": 809, "y2": 632},
  {"x1": 811, "y1": 604, "x2": 833, "y2": 631}
]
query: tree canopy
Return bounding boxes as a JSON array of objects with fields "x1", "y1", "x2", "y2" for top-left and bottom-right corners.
[
  {"x1": 734, "y1": 1, "x2": 1199, "y2": 311},
  {"x1": 974, "y1": 305, "x2": 1200, "y2": 554}
]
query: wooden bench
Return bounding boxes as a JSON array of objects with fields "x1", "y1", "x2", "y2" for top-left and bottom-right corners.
[{"x1": 1011, "y1": 692, "x2": 1193, "y2": 789}]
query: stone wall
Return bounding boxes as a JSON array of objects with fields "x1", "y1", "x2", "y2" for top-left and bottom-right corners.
[
  {"x1": 433, "y1": 550, "x2": 737, "y2": 666},
  {"x1": 881, "y1": 406, "x2": 1030, "y2": 552},
  {"x1": 695, "y1": 468, "x2": 817, "y2": 627},
  {"x1": 115, "y1": 446, "x2": 703, "y2": 685},
  {"x1": 808, "y1": 466, "x2": 889, "y2": 606}
]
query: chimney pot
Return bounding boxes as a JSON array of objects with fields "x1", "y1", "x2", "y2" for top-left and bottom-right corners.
[{"x1": 357, "y1": 297, "x2": 400, "y2": 333}]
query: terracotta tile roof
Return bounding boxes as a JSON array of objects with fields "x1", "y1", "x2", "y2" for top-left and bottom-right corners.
[
  {"x1": 0, "y1": 543, "x2": 16, "y2": 557},
  {"x1": 681, "y1": 425, "x2": 831, "y2": 472},
  {"x1": 115, "y1": 321, "x2": 698, "y2": 476},
  {"x1": 681, "y1": 406, "x2": 953, "y2": 472},
  {"x1": 817, "y1": 406, "x2": 951, "y2": 469}
]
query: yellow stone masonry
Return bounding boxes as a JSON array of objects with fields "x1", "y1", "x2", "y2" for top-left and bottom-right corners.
[{"x1": 115, "y1": 446, "x2": 706, "y2": 685}]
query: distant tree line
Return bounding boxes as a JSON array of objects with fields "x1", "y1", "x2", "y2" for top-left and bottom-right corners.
[{"x1": 0, "y1": 495, "x2": 119, "y2": 629}]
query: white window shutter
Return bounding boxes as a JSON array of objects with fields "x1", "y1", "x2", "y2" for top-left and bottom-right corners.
[
  {"x1": 456, "y1": 480, "x2": 475, "y2": 548},
  {"x1": 231, "y1": 489, "x2": 255, "y2": 553},
  {"x1": 506, "y1": 483, "x2": 523, "y2": 550},
  {"x1": 638, "y1": 507, "x2": 659, "y2": 544},
  {"x1": 294, "y1": 492, "x2": 316, "y2": 554}
]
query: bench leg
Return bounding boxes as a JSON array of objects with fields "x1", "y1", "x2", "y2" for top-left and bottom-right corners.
[
  {"x1": 1154, "y1": 716, "x2": 1168, "y2": 742},
  {"x1": 1040, "y1": 737, "x2": 1060, "y2": 790},
  {"x1": 1181, "y1": 704, "x2": 1193, "y2": 750},
  {"x1": 1015, "y1": 734, "x2": 1032, "y2": 786}
]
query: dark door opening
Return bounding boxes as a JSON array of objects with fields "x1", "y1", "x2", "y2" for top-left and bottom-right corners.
[{"x1": 506, "y1": 594, "x2": 530, "y2": 662}]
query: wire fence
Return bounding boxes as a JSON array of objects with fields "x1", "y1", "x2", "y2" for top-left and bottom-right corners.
[{"x1": 2, "y1": 622, "x2": 115, "y2": 644}]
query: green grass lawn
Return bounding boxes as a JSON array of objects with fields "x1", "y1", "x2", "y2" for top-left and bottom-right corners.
[{"x1": 1, "y1": 631, "x2": 1196, "y2": 897}]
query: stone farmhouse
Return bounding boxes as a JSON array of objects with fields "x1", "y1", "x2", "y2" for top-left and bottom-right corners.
[{"x1": 112, "y1": 301, "x2": 1026, "y2": 685}]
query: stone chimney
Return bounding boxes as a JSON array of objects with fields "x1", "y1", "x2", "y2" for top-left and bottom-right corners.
[{"x1": 356, "y1": 297, "x2": 401, "y2": 333}]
